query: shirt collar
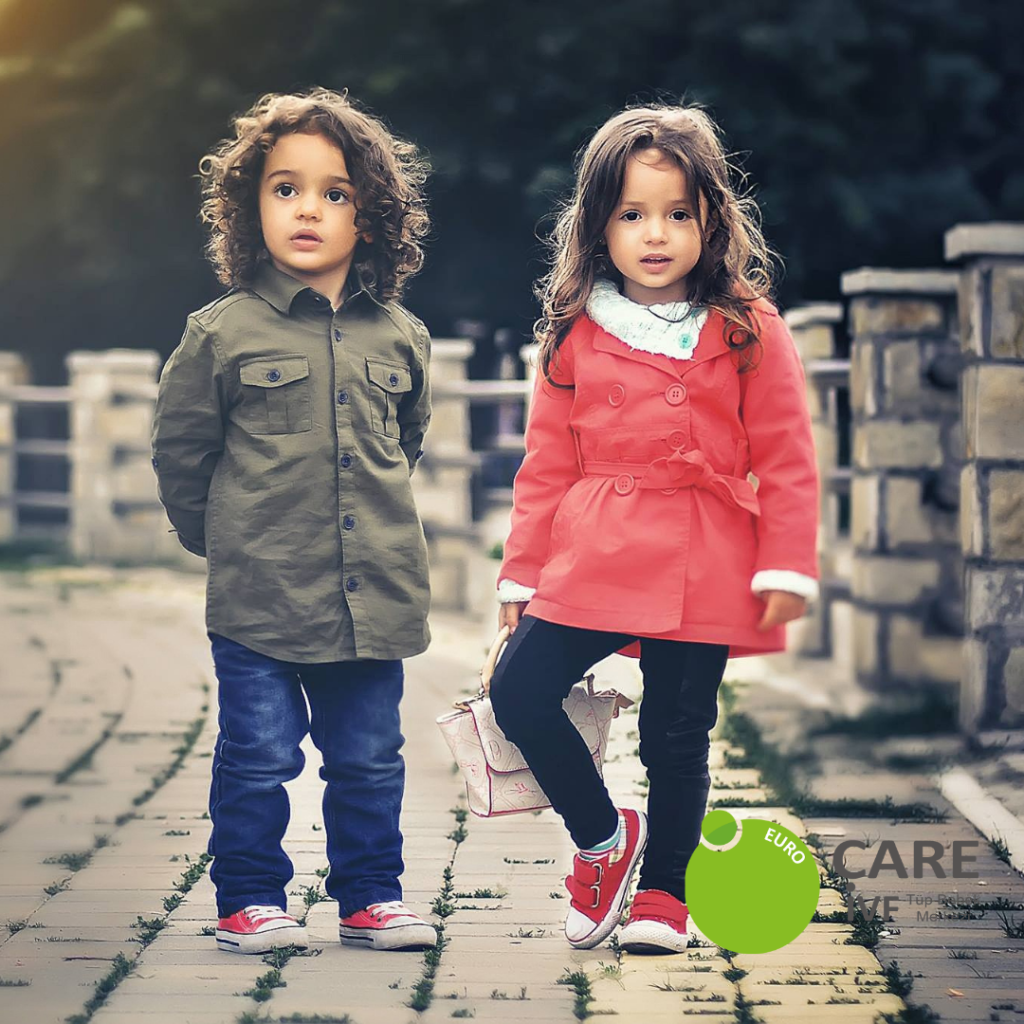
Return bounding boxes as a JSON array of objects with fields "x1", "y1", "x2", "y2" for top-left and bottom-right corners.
[{"x1": 250, "y1": 259, "x2": 384, "y2": 314}]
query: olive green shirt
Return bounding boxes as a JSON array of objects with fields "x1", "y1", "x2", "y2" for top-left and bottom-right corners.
[{"x1": 152, "y1": 260, "x2": 432, "y2": 662}]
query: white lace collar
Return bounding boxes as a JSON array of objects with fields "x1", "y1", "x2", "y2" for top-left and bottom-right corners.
[{"x1": 585, "y1": 278, "x2": 708, "y2": 361}]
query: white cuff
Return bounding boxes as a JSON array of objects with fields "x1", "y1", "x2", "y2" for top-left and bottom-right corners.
[
  {"x1": 497, "y1": 578, "x2": 537, "y2": 604},
  {"x1": 751, "y1": 570, "x2": 819, "y2": 603}
]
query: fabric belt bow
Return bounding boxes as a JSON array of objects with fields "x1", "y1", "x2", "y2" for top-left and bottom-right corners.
[{"x1": 583, "y1": 448, "x2": 761, "y2": 516}]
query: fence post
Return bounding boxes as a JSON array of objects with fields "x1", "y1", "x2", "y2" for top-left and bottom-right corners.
[
  {"x1": 66, "y1": 349, "x2": 181, "y2": 564},
  {"x1": 948, "y1": 223, "x2": 1024, "y2": 732},
  {"x1": 784, "y1": 303, "x2": 848, "y2": 661},
  {"x1": 413, "y1": 339, "x2": 476, "y2": 612},
  {"x1": 843, "y1": 269, "x2": 963, "y2": 696},
  {"x1": 0, "y1": 353, "x2": 30, "y2": 543}
]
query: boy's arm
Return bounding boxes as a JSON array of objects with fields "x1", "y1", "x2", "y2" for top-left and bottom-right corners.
[
  {"x1": 151, "y1": 317, "x2": 227, "y2": 557},
  {"x1": 399, "y1": 325, "x2": 431, "y2": 476},
  {"x1": 740, "y1": 307, "x2": 820, "y2": 600}
]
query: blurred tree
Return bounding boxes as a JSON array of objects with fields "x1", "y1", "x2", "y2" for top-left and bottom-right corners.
[{"x1": 0, "y1": 0, "x2": 1020, "y2": 380}]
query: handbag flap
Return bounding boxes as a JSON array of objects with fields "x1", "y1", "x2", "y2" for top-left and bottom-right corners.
[{"x1": 467, "y1": 684, "x2": 626, "y2": 774}]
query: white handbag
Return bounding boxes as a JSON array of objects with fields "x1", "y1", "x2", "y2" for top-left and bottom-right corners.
[{"x1": 436, "y1": 626, "x2": 633, "y2": 817}]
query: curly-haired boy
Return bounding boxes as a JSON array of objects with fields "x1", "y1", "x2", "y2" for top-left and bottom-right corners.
[{"x1": 152, "y1": 89, "x2": 437, "y2": 954}]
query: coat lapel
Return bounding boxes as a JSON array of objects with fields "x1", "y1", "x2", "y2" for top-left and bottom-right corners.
[{"x1": 585, "y1": 312, "x2": 731, "y2": 380}]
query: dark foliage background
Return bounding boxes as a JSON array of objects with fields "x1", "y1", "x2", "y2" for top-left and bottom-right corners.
[{"x1": 1, "y1": 0, "x2": 1021, "y2": 381}]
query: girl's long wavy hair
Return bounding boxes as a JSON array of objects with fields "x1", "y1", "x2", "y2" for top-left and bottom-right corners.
[
  {"x1": 535, "y1": 103, "x2": 776, "y2": 381},
  {"x1": 199, "y1": 88, "x2": 430, "y2": 302}
]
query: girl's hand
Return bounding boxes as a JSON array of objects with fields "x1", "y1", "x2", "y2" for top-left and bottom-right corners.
[
  {"x1": 499, "y1": 602, "x2": 529, "y2": 634},
  {"x1": 756, "y1": 590, "x2": 807, "y2": 632}
]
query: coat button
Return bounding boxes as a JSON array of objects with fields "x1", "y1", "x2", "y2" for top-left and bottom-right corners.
[
  {"x1": 334, "y1": 329, "x2": 342, "y2": 342},
  {"x1": 343, "y1": 515, "x2": 355, "y2": 530},
  {"x1": 266, "y1": 369, "x2": 281, "y2": 382},
  {"x1": 668, "y1": 429, "x2": 687, "y2": 449},
  {"x1": 337, "y1": 390, "x2": 349, "y2": 405},
  {"x1": 665, "y1": 383, "x2": 687, "y2": 406},
  {"x1": 340, "y1": 454, "x2": 353, "y2": 468},
  {"x1": 346, "y1": 577, "x2": 360, "y2": 592},
  {"x1": 389, "y1": 373, "x2": 399, "y2": 387},
  {"x1": 608, "y1": 384, "x2": 626, "y2": 407},
  {"x1": 614, "y1": 473, "x2": 635, "y2": 495}
]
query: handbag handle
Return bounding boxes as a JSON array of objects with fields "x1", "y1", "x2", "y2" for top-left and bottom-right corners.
[
  {"x1": 479, "y1": 625, "x2": 602, "y2": 698},
  {"x1": 480, "y1": 625, "x2": 512, "y2": 695}
]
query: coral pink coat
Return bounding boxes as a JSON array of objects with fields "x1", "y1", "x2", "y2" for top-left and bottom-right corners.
[{"x1": 499, "y1": 301, "x2": 819, "y2": 657}]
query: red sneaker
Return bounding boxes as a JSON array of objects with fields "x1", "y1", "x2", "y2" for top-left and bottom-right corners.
[
  {"x1": 620, "y1": 889, "x2": 690, "y2": 953},
  {"x1": 564, "y1": 808, "x2": 648, "y2": 949},
  {"x1": 339, "y1": 901, "x2": 437, "y2": 951},
  {"x1": 215, "y1": 905, "x2": 308, "y2": 954}
]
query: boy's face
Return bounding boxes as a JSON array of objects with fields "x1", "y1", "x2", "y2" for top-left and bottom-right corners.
[
  {"x1": 603, "y1": 147, "x2": 704, "y2": 305},
  {"x1": 258, "y1": 131, "x2": 367, "y2": 297}
]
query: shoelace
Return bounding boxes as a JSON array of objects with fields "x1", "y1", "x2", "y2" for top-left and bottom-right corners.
[
  {"x1": 244, "y1": 905, "x2": 289, "y2": 923},
  {"x1": 367, "y1": 900, "x2": 412, "y2": 920}
]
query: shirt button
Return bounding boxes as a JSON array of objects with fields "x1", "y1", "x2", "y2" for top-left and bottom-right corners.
[
  {"x1": 340, "y1": 454, "x2": 353, "y2": 468},
  {"x1": 614, "y1": 473, "x2": 635, "y2": 496},
  {"x1": 389, "y1": 373, "x2": 399, "y2": 387},
  {"x1": 266, "y1": 369, "x2": 281, "y2": 382},
  {"x1": 668, "y1": 429, "x2": 687, "y2": 449},
  {"x1": 334, "y1": 329, "x2": 342, "y2": 342},
  {"x1": 665, "y1": 383, "x2": 687, "y2": 406},
  {"x1": 337, "y1": 390, "x2": 349, "y2": 405},
  {"x1": 346, "y1": 577, "x2": 360, "y2": 592},
  {"x1": 343, "y1": 515, "x2": 355, "y2": 530},
  {"x1": 608, "y1": 384, "x2": 626, "y2": 407}
]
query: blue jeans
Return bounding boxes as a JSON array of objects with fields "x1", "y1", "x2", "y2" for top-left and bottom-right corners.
[{"x1": 207, "y1": 633, "x2": 406, "y2": 918}]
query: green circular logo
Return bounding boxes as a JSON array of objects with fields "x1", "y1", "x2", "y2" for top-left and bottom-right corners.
[{"x1": 687, "y1": 811, "x2": 820, "y2": 953}]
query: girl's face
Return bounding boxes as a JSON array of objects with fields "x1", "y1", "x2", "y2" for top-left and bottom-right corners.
[
  {"x1": 603, "y1": 148, "x2": 704, "y2": 305},
  {"x1": 258, "y1": 131, "x2": 369, "y2": 300}
]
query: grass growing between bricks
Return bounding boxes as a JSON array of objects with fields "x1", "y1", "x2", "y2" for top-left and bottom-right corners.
[
  {"x1": 718, "y1": 686, "x2": 948, "y2": 1024},
  {"x1": 557, "y1": 968, "x2": 594, "y2": 1021},
  {"x1": 63, "y1": 850, "x2": 213, "y2": 1024},
  {"x1": 407, "y1": 804, "x2": 467, "y2": 1013},
  {"x1": 716, "y1": 686, "x2": 945, "y2": 823}
]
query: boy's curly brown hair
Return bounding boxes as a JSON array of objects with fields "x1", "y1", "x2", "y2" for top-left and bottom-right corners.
[{"x1": 198, "y1": 88, "x2": 430, "y2": 302}]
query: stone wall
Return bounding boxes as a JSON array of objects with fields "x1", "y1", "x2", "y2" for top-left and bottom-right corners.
[
  {"x1": 844, "y1": 269, "x2": 963, "y2": 693},
  {"x1": 950, "y1": 224, "x2": 1024, "y2": 731}
]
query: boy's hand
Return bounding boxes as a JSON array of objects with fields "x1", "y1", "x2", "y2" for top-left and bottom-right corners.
[
  {"x1": 756, "y1": 590, "x2": 807, "y2": 631},
  {"x1": 499, "y1": 602, "x2": 529, "y2": 634}
]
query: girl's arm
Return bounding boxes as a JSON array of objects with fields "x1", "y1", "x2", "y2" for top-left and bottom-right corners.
[
  {"x1": 498, "y1": 339, "x2": 580, "y2": 593},
  {"x1": 739, "y1": 305, "x2": 820, "y2": 601}
]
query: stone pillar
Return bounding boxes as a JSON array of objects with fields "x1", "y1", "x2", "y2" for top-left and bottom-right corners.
[
  {"x1": 411, "y1": 339, "x2": 477, "y2": 613},
  {"x1": 948, "y1": 224, "x2": 1024, "y2": 731},
  {"x1": 844, "y1": 269, "x2": 963, "y2": 693},
  {"x1": 0, "y1": 353, "x2": 30, "y2": 542},
  {"x1": 784, "y1": 304, "x2": 849, "y2": 661},
  {"x1": 67, "y1": 349, "x2": 186, "y2": 564}
]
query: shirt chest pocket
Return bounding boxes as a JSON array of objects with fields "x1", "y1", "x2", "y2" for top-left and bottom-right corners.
[
  {"x1": 366, "y1": 358, "x2": 412, "y2": 439},
  {"x1": 238, "y1": 355, "x2": 312, "y2": 434}
]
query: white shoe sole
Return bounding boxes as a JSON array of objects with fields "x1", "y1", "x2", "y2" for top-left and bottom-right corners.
[
  {"x1": 565, "y1": 811, "x2": 649, "y2": 950},
  {"x1": 619, "y1": 918, "x2": 689, "y2": 954},
  {"x1": 339, "y1": 921, "x2": 438, "y2": 951},
  {"x1": 216, "y1": 922, "x2": 309, "y2": 954}
]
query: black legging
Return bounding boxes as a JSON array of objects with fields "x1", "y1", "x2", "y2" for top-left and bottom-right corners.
[{"x1": 489, "y1": 614, "x2": 729, "y2": 903}]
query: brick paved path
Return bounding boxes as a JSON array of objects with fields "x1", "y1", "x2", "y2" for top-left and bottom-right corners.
[{"x1": 2, "y1": 568, "x2": 1021, "y2": 1024}]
